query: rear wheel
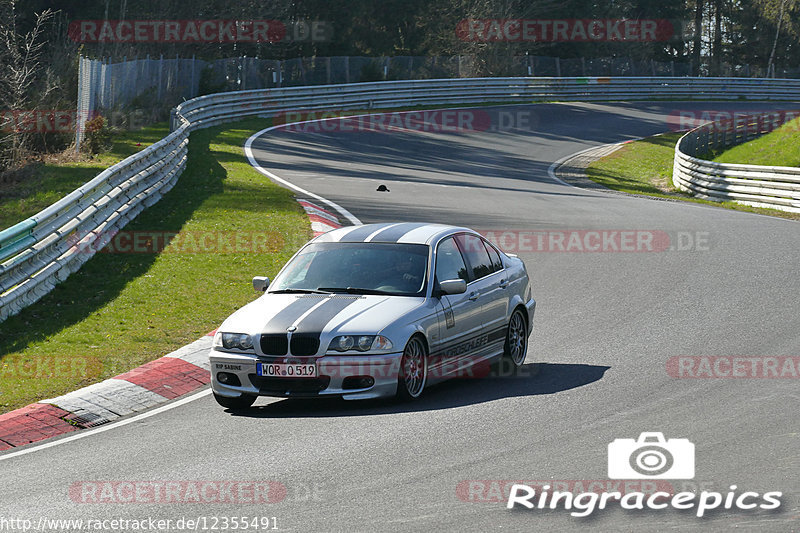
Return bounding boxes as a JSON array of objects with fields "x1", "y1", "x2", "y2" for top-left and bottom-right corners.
[
  {"x1": 214, "y1": 392, "x2": 257, "y2": 409},
  {"x1": 396, "y1": 336, "x2": 427, "y2": 401},
  {"x1": 503, "y1": 309, "x2": 528, "y2": 368}
]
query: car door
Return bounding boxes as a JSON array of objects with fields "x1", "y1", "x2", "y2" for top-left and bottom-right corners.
[
  {"x1": 476, "y1": 237, "x2": 509, "y2": 343},
  {"x1": 431, "y1": 236, "x2": 484, "y2": 374},
  {"x1": 453, "y1": 234, "x2": 508, "y2": 355}
]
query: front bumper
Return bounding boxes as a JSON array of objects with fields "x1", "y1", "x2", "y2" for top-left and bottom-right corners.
[{"x1": 209, "y1": 350, "x2": 404, "y2": 400}]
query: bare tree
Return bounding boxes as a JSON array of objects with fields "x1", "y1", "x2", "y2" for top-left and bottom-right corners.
[
  {"x1": 0, "y1": 1, "x2": 55, "y2": 170},
  {"x1": 691, "y1": 0, "x2": 704, "y2": 75}
]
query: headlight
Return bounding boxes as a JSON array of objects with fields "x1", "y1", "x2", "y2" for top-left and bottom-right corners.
[
  {"x1": 216, "y1": 332, "x2": 254, "y2": 351},
  {"x1": 357, "y1": 335, "x2": 373, "y2": 351},
  {"x1": 328, "y1": 335, "x2": 393, "y2": 352}
]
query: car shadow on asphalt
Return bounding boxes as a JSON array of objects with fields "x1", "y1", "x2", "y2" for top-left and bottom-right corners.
[{"x1": 227, "y1": 362, "x2": 610, "y2": 418}]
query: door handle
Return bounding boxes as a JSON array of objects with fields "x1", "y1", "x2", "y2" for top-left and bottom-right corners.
[
  {"x1": 468, "y1": 291, "x2": 479, "y2": 301},
  {"x1": 499, "y1": 279, "x2": 508, "y2": 289}
]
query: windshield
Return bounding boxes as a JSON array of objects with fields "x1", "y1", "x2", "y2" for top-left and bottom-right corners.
[{"x1": 270, "y1": 242, "x2": 430, "y2": 296}]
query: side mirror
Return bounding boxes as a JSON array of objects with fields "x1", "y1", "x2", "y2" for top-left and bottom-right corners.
[
  {"x1": 252, "y1": 276, "x2": 270, "y2": 292},
  {"x1": 438, "y1": 279, "x2": 467, "y2": 296}
]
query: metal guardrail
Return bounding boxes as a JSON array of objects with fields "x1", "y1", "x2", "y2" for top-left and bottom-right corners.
[
  {"x1": 3, "y1": 76, "x2": 800, "y2": 321},
  {"x1": 672, "y1": 113, "x2": 800, "y2": 213},
  {"x1": 172, "y1": 77, "x2": 800, "y2": 131}
]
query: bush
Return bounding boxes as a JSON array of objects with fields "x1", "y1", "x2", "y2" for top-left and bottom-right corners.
[
  {"x1": 82, "y1": 115, "x2": 112, "y2": 154},
  {"x1": 358, "y1": 60, "x2": 383, "y2": 82},
  {"x1": 198, "y1": 66, "x2": 228, "y2": 96}
]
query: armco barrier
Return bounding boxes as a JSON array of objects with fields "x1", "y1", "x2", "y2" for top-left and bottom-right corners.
[
  {"x1": 3, "y1": 77, "x2": 800, "y2": 321},
  {"x1": 673, "y1": 112, "x2": 800, "y2": 213}
]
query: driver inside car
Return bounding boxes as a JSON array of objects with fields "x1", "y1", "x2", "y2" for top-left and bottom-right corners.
[{"x1": 376, "y1": 254, "x2": 425, "y2": 293}]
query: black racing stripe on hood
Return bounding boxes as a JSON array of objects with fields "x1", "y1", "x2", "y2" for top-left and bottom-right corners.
[
  {"x1": 338, "y1": 224, "x2": 393, "y2": 242},
  {"x1": 292, "y1": 296, "x2": 362, "y2": 334},
  {"x1": 367, "y1": 222, "x2": 428, "y2": 242},
  {"x1": 261, "y1": 297, "x2": 325, "y2": 334}
]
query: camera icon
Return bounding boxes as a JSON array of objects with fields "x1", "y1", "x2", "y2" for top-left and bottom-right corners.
[{"x1": 608, "y1": 432, "x2": 695, "y2": 479}]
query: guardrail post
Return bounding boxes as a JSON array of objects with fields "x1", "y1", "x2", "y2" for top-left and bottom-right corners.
[
  {"x1": 158, "y1": 54, "x2": 164, "y2": 101},
  {"x1": 75, "y1": 56, "x2": 84, "y2": 153},
  {"x1": 326, "y1": 57, "x2": 331, "y2": 84}
]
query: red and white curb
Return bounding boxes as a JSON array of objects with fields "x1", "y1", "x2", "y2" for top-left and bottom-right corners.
[
  {"x1": 297, "y1": 199, "x2": 343, "y2": 236},
  {"x1": 0, "y1": 198, "x2": 349, "y2": 451},
  {"x1": 0, "y1": 334, "x2": 214, "y2": 451}
]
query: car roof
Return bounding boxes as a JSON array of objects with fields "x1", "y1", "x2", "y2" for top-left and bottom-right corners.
[{"x1": 312, "y1": 223, "x2": 473, "y2": 245}]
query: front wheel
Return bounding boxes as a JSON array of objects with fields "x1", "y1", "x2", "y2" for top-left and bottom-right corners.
[
  {"x1": 503, "y1": 309, "x2": 528, "y2": 368},
  {"x1": 396, "y1": 336, "x2": 428, "y2": 401},
  {"x1": 214, "y1": 392, "x2": 257, "y2": 409}
]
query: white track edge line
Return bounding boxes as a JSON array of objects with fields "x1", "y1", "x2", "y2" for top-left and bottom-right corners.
[
  {"x1": 546, "y1": 133, "x2": 800, "y2": 223},
  {"x1": 0, "y1": 389, "x2": 212, "y2": 462},
  {"x1": 243, "y1": 102, "x2": 570, "y2": 226},
  {"x1": 1, "y1": 104, "x2": 523, "y2": 460}
]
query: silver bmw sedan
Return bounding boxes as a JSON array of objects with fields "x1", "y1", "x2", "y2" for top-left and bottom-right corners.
[{"x1": 209, "y1": 222, "x2": 536, "y2": 408}]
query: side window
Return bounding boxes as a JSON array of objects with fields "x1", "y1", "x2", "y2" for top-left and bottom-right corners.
[
  {"x1": 483, "y1": 239, "x2": 503, "y2": 272},
  {"x1": 455, "y1": 234, "x2": 493, "y2": 281},
  {"x1": 435, "y1": 237, "x2": 469, "y2": 283}
]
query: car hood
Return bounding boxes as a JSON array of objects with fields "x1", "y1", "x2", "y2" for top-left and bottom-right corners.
[{"x1": 220, "y1": 293, "x2": 426, "y2": 338}]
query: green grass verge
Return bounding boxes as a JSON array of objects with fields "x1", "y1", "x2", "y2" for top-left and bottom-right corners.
[
  {"x1": 585, "y1": 133, "x2": 684, "y2": 197},
  {"x1": 585, "y1": 132, "x2": 800, "y2": 221},
  {"x1": 0, "y1": 102, "x2": 528, "y2": 413},
  {"x1": 0, "y1": 118, "x2": 311, "y2": 412},
  {"x1": 704, "y1": 116, "x2": 800, "y2": 167},
  {"x1": 0, "y1": 125, "x2": 171, "y2": 230}
]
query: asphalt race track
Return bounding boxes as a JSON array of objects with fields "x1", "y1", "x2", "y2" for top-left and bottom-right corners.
[{"x1": 1, "y1": 102, "x2": 798, "y2": 532}]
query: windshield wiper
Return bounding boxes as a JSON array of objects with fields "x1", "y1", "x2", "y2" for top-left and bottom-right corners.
[
  {"x1": 316, "y1": 287, "x2": 393, "y2": 295},
  {"x1": 270, "y1": 288, "x2": 332, "y2": 294}
]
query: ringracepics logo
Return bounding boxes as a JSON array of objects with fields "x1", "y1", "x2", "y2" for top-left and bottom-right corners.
[
  {"x1": 608, "y1": 432, "x2": 694, "y2": 479},
  {"x1": 456, "y1": 19, "x2": 677, "y2": 42},
  {"x1": 506, "y1": 433, "x2": 782, "y2": 518}
]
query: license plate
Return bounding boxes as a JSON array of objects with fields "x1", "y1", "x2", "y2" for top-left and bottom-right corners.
[{"x1": 257, "y1": 362, "x2": 317, "y2": 378}]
